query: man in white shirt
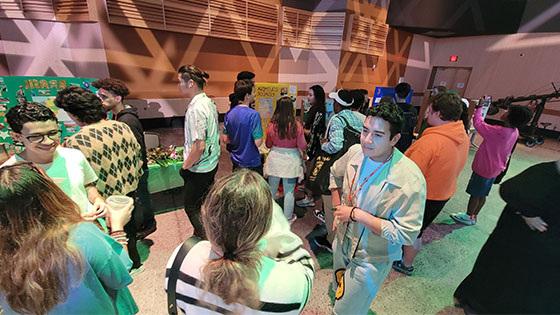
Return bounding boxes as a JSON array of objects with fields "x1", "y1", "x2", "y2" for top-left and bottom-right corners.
[
  {"x1": 328, "y1": 101, "x2": 426, "y2": 314},
  {"x1": 178, "y1": 65, "x2": 220, "y2": 239}
]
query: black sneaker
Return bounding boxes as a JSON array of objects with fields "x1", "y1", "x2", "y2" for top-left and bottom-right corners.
[
  {"x1": 313, "y1": 209, "x2": 325, "y2": 223},
  {"x1": 137, "y1": 222, "x2": 157, "y2": 240},
  {"x1": 392, "y1": 260, "x2": 414, "y2": 276},
  {"x1": 312, "y1": 235, "x2": 333, "y2": 253}
]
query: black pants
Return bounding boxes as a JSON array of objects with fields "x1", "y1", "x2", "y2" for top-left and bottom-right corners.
[
  {"x1": 179, "y1": 166, "x2": 218, "y2": 239},
  {"x1": 232, "y1": 162, "x2": 263, "y2": 176},
  {"x1": 418, "y1": 199, "x2": 449, "y2": 238},
  {"x1": 125, "y1": 191, "x2": 141, "y2": 269},
  {"x1": 136, "y1": 169, "x2": 155, "y2": 228}
]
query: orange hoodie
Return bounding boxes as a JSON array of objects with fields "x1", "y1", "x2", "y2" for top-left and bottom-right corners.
[{"x1": 405, "y1": 121, "x2": 470, "y2": 201}]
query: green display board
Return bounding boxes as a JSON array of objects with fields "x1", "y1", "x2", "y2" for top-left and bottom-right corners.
[{"x1": 0, "y1": 76, "x2": 96, "y2": 150}]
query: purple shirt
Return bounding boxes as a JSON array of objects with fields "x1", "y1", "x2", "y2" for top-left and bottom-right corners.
[{"x1": 472, "y1": 107, "x2": 519, "y2": 178}]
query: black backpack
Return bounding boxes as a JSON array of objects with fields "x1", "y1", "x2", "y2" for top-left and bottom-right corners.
[{"x1": 307, "y1": 115, "x2": 361, "y2": 194}]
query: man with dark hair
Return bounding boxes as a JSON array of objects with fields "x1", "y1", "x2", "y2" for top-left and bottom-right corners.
[
  {"x1": 55, "y1": 86, "x2": 144, "y2": 269},
  {"x1": 394, "y1": 82, "x2": 418, "y2": 152},
  {"x1": 2, "y1": 102, "x2": 106, "y2": 224},
  {"x1": 222, "y1": 79, "x2": 263, "y2": 174},
  {"x1": 393, "y1": 91, "x2": 469, "y2": 276},
  {"x1": 229, "y1": 71, "x2": 256, "y2": 109},
  {"x1": 92, "y1": 78, "x2": 156, "y2": 239},
  {"x1": 237, "y1": 71, "x2": 256, "y2": 82},
  {"x1": 328, "y1": 101, "x2": 426, "y2": 314},
  {"x1": 450, "y1": 104, "x2": 532, "y2": 226}
]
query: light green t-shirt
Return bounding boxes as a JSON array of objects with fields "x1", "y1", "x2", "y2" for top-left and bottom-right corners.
[
  {"x1": 183, "y1": 92, "x2": 220, "y2": 173},
  {"x1": 2, "y1": 147, "x2": 98, "y2": 213}
]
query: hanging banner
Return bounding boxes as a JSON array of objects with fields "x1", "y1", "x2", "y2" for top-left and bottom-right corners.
[
  {"x1": 0, "y1": 76, "x2": 96, "y2": 149},
  {"x1": 254, "y1": 82, "x2": 297, "y2": 133}
]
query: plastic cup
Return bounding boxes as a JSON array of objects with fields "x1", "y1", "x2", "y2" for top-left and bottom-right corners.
[{"x1": 106, "y1": 195, "x2": 133, "y2": 212}]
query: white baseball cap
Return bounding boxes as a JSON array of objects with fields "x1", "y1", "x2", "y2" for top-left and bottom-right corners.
[{"x1": 328, "y1": 89, "x2": 354, "y2": 107}]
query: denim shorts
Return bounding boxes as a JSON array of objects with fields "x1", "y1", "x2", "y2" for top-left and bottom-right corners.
[{"x1": 466, "y1": 171, "x2": 496, "y2": 197}]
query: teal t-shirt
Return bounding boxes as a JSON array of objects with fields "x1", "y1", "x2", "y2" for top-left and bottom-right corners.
[{"x1": 0, "y1": 223, "x2": 138, "y2": 314}]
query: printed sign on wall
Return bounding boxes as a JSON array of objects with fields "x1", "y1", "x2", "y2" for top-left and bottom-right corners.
[{"x1": 0, "y1": 76, "x2": 96, "y2": 149}]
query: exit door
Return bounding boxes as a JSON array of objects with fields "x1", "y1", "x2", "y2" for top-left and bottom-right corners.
[{"x1": 427, "y1": 66, "x2": 472, "y2": 96}]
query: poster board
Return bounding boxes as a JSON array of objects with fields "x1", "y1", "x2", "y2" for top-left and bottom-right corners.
[
  {"x1": 373, "y1": 86, "x2": 413, "y2": 105},
  {"x1": 0, "y1": 76, "x2": 95, "y2": 151},
  {"x1": 254, "y1": 82, "x2": 297, "y2": 133}
]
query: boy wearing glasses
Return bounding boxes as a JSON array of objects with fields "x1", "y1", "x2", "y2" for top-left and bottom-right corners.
[{"x1": 2, "y1": 102, "x2": 106, "y2": 220}]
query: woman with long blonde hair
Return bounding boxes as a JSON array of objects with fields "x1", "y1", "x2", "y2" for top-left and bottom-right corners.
[
  {"x1": 0, "y1": 163, "x2": 138, "y2": 314},
  {"x1": 165, "y1": 170, "x2": 314, "y2": 314}
]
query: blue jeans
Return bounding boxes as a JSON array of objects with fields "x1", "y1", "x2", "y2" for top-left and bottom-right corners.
[{"x1": 268, "y1": 176, "x2": 297, "y2": 219}]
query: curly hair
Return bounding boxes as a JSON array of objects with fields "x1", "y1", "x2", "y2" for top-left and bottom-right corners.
[
  {"x1": 367, "y1": 100, "x2": 404, "y2": 138},
  {"x1": 6, "y1": 102, "x2": 58, "y2": 133},
  {"x1": 430, "y1": 91, "x2": 463, "y2": 121},
  {"x1": 178, "y1": 65, "x2": 210, "y2": 89},
  {"x1": 54, "y1": 86, "x2": 105, "y2": 124},
  {"x1": 91, "y1": 78, "x2": 130, "y2": 98}
]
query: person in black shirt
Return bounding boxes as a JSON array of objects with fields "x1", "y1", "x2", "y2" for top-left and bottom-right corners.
[
  {"x1": 394, "y1": 82, "x2": 417, "y2": 152},
  {"x1": 92, "y1": 78, "x2": 156, "y2": 239}
]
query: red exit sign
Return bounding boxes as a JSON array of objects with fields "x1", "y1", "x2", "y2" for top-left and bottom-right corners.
[{"x1": 450, "y1": 55, "x2": 459, "y2": 62}]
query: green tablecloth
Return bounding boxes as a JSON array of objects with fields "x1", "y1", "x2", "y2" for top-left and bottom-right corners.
[{"x1": 147, "y1": 161, "x2": 183, "y2": 194}]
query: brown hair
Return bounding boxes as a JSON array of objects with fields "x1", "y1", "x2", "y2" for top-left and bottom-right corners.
[
  {"x1": 91, "y1": 78, "x2": 130, "y2": 98},
  {"x1": 178, "y1": 65, "x2": 210, "y2": 89},
  {"x1": 233, "y1": 79, "x2": 254, "y2": 103},
  {"x1": 430, "y1": 91, "x2": 463, "y2": 121},
  {"x1": 271, "y1": 96, "x2": 297, "y2": 139},
  {"x1": 0, "y1": 163, "x2": 84, "y2": 314},
  {"x1": 201, "y1": 169, "x2": 273, "y2": 308}
]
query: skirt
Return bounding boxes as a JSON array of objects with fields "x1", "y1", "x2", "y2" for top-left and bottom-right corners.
[{"x1": 264, "y1": 147, "x2": 304, "y2": 181}]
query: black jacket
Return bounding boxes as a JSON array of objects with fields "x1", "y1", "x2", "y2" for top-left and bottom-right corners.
[{"x1": 117, "y1": 106, "x2": 148, "y2": 170}]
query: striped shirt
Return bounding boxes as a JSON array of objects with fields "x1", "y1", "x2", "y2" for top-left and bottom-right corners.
[
  {"x1": 321, "y1": 109, "x2": 364, "y2": 154},
  {"x1": 165, "y1": 240, "x2": 314, "y2": 314}
]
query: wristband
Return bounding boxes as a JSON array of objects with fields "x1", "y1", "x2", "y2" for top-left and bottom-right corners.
[{"x1": 350, "y1": 207, "x2": 357, "y2": 222}]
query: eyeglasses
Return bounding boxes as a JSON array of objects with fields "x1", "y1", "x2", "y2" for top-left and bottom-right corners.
[
  {"x1": 22, "y1": 130, "x2": 61, "y2": 143},
  {"x1": 96, "y1": 91, "x2": 110, "y2": 101}
]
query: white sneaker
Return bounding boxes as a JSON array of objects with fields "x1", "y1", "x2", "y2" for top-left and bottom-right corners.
[
  {"x1": 450, "y1": 212, "x2": 477, "y2": 226},
  {"x1": 288, "y1": 214, "x2": 297, "y2": 225}
]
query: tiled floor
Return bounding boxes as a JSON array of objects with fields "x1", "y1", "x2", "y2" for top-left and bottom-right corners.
[{"x1": 130, "y1": 129, "x2": 559, "y2": 314}]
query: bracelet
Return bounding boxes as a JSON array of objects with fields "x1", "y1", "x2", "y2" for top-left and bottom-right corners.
[
  {"x1": 350, "y1": 207, "x2": 357, "y2": 222},
  {"x1": 110, "y1": 230, "x2": 125, "y2": 235}
]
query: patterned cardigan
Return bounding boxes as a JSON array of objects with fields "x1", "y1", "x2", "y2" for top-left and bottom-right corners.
[{"x1": 64, "y1": 119, "x2": 143, "y2": 198}]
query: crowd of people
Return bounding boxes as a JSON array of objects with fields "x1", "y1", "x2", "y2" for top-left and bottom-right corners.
[{"x1": 0, "y1": 65, "x2": 557, "y2": 315}]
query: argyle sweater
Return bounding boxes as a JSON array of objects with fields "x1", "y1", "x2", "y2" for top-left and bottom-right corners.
[{"x1": 64, "y1": 120, "x2": 143, "y2": 197}]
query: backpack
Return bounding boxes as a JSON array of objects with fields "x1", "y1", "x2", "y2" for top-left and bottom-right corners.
[{"x1": 307, "y1": 115, "x2": 361, "y2": 194}]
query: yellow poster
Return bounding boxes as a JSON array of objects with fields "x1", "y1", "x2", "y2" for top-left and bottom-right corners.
[{"x1": 254, "y1": 82, "x2": 297, "y2": 133}]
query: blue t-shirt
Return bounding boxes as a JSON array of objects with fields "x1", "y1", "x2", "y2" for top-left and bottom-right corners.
[{"x1": 224, "y1": 105, "x2": 263, "y2": 167}]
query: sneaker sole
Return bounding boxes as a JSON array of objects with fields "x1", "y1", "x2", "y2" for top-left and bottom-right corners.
[
  {"x1": 450, "y1": 215, "x2": 476, "y2": 226},
  {"x1": 392, "y1": 264, "x2": 413, "y2": 276}
]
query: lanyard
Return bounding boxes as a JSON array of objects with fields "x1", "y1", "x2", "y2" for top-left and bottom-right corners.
[{"x1": 347, "y1": 153, "x2": 392, "y2": 206}]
